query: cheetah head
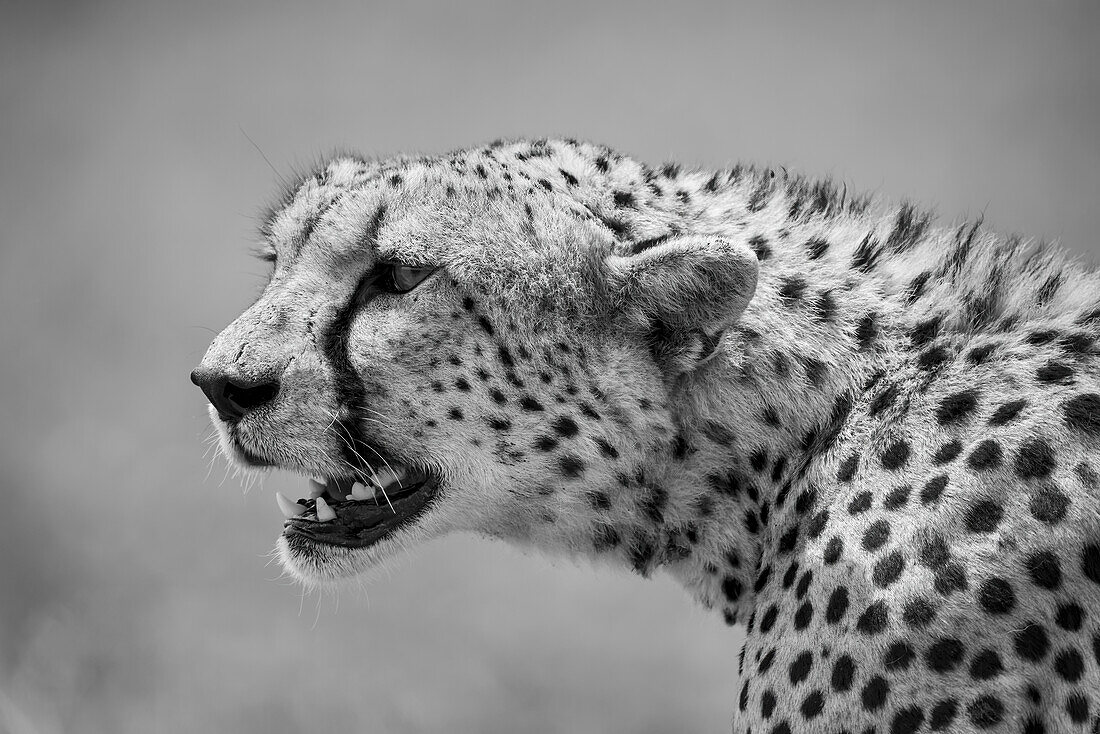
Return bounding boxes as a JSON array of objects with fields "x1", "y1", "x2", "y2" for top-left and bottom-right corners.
[{"x1": 192, "y1": 142, "x2": 758, "y2": 585}]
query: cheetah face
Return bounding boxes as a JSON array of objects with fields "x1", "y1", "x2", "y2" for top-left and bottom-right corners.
[{"x1": 193, "y1": 150, "x2": 757, "y2": 585}]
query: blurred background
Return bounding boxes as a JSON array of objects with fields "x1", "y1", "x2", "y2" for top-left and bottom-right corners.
[{"x1": 1, "y1": 1, "x2": 1098, "y2": 732}]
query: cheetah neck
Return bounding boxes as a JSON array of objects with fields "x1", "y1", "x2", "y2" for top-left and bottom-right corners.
[{"x1": 577, "y1": 170, "x2": 917, "y2": 622}]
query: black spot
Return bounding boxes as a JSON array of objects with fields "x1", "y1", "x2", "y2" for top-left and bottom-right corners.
[
  {"x1": 490, "y1": 388, "x2": 507, "y2": 404},
  {"x1": 851, "y1": 234, "x2": 882, "y2": 273},
  {"x1": 884, "y1": 641, "x2": 915, "y2": 671},
  {"x1": 552, "y1": 415, "x2": 579, "y2": 437},
  {"x1": 779, "y1": 276, "x2": 808, "y2": 303},
  {"x1": 966, "y1": 440, "x2": 1002, "y2": 470},
  {"x1": 823, "y1": 537, "x2": 843, "y2": 564},
  {"x1": 807, "y1": 510, "x2": 829, "y2": 539},
  {"x1": 935, "y1": 390, "x2": 979, "y2": 425},
  {"x1": 902, "y1": 598, "x2": 936, "y2": 629},
  {"x1": 760, "y1": 688, "x2": 776, "y2": 718},
  {"x1": 759, "y1": 606, "x2": 778, "y2": 634},
  {"x1": 1055, "y1": 603, "x2": 1085, "y2": 631},
  {"x1": 762, "y1": 406, "x2": 782, "y2": 428},
  {"x1": 965, "y1": 500, "x2": 1003, "y2": 532},
  {"x1": 788, "y1": 651, "x2": 812, "y2": 684},
  {"x1": 748, "y1": 234, "x2": 772, "y2": 260},
  {"x1": 929, "y1": 699, "x2": 958, "y2": 731},
  {"x1": 1029, "y1": 484, "x2": 1070, "y2": 524},
  {"x1": 1013, "y1": 623, "x2": 1050, "y2": 661},
  {"x1": 969, "y1": 649, "x2": 1003, "y2": 680},
  {"x1": 856, "y1": 314, "x2": 878, "y2": 349},
  {"x1": 1026, "y1": 551, "x2": 1062, "y2": 589},
  {"x1": 447, "y1": 407, "x2": 464, "y2": 421},
  {"x1": 793, "y1": 602, "x2": 813, "y2": 630},
  {"x1": 862, "y1": 520, "x2": 890, "y2": 551},
  {"x1": 558, "y1": 454, "x2": 584, "y2": 478},
  {"x1": 825, "y1": 587, "x2": 849, "y2": 624},
  {"x1": 870, "y1": 383, "x2": 900, "y2": 416},
  {"x1": 967, "y1": 695, "x2": 1003, "y2": 728},
  {"x1": 988, "y1": 399, "x2": 1026, "y2": 425},
  {"x1": 1084, "y1": 543, "x2": 1100, "y2": 584},
  {"x1": 881, "y1": 440, "x2": 911, "y2": 470},
  {"x1": 612, "y1": 190, "x2": 635, "y2": 207},
  {"x1": 966, "y1": 343, "x2": 997, "y2": 363},
  {"x1": 519, "y1": 396, "x2": 544, "y2": 411},
  {"x1": 860, "y1": 675, "x2": 889, "y2": 711},
  {"x1": 1015, "y1": 438, "x2": 1055, "y2": 479},
  {"x1": 857, "y1": 601, "x2": 888, "y2": 635},
  {"x1": 919, "y1": 535, "x2": 950, "y2": 569},
  {"x1": 800, "y1": 690, "x2": 824, "y2": 719},
  {"x1": 1060, "y1": 331, "x2": 1094, "y2": 354},
  {"x1": 594, "y1": 438, "x2": 618, "y2": 459},
  {"x1": 831, "y1": 655, "x2": 855, "y2": 691},
  {"x1": 1053, "y1": 648, "x2": 1084, "y2": 682},
  {"x1": 891, "y1": 706, "x2": 925, "y2": 734},
  {"x1": 978, "y1": 578, "x2": 1015, "y2": 614},
  {"x1": 806, "y1": 237, "x2": 829, "y2": 260},
  {"x1": 873, "y1": 551, "x2": 905, "y2": 587},
  {"x1": 933, "y1": 440, "x2": 962, "y2": 465},
  {"x1": 579, "y1": 403, "x2": 600, "y2": 420},
  {"x1": 848, "y1": 491, "x2": 872, "y2": 515},
  {"x1": 753, "y1": 566, "x2": 772, "y2": 593},
  {"x1": 910, "y1": 316, "x2": 941, "y2": 347},
  {"x1": 1066, "y1": 693, "x2": 1089, "y2": 723},
  {"x1": 721, "y1": 576, "x2": 743, "y2": 602},
  {"x1": 1036, "y1": 360, "x2": 1074, "y2": 383},
  {"x1": 926, "y1": 638, "x2": 964, "y2": 672},
  {"x1": 486, "y1": 416, "x2": 511, "y2": 431},
  {"x1": 778, "y1": 525, "x2": 799, "y2": 553},
  {"x1": 837, "y1": 453, "x2": 860, "y2": 482},
  {"x1": 744, "y1": 510, "x2": 760, "y2": 534},
  {"x1": 750, "y1": 448, "x2": 769, "y2": 473},
  {"x1": 918, "y1": 346, "x2": 950, "y2": 371},
  {"x1": 1064, "y1": 393, "x2": 1100, "y2": 434},
  {"x1": 534, "y1": 435, "x2": 557, "y2": 452},
  {"x1": 812, "y1": 291, "x2": 838, "y2": 321},
  {"x1": 905, "y1": 271, "x2": 931, "y2": 304},
  {"x1": 884, "y1": 484, "x2": 911, "y2": 510}
]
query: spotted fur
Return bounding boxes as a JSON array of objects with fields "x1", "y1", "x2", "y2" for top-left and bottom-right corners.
[{"x1": 198, "y1": 139, "x2": 1100, "y2": 733}]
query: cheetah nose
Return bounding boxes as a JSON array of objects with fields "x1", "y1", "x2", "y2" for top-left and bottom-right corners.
[{"x1": 190, "y1": 367, "x2": 280, "y2": 423}]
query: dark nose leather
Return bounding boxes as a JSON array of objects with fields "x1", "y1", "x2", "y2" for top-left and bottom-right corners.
[{"x1": 190, "y1": 367, "x2": 280, "y2": 422}]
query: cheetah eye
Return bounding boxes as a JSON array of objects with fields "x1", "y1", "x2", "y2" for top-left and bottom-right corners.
[{"x1": 385, "y1": 264, "x2": 436, "y2": 294}]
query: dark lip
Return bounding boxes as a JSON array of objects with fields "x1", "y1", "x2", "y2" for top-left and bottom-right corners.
[{"x1": 282, "y1": 474, "x2": 439, "y2": 549}]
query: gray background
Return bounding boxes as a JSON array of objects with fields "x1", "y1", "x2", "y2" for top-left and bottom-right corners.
[{"x1": 1, "y1": 2, "x2": 1098, "y2": 733}]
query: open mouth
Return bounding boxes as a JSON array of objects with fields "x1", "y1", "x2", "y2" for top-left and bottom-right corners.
[{"x1": 275, "y1": 466, "x2": 439, "y2": 549}]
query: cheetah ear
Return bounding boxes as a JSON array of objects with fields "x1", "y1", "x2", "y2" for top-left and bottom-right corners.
[{"x1": 603, "y1": 235, "x2": 759, "y2": 372}]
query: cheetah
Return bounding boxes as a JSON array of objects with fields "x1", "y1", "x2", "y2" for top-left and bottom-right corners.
[{"x1": 192, "y1": 139, "x2": 1100, "y2": 733}]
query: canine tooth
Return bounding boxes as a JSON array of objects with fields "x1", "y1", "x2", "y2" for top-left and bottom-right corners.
[
  {"x1": 308, "y1": 479, "x2": 327, "y2": 498},
  {"x1": 276, "y1": 493, "x2": 306, "y2": 519},
  {"x1": 350, "y1": 482, "x2": 372, "y2": 500},
  {"x1": 315, "y1": 496, "x2": 336, "y2": 522}
]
